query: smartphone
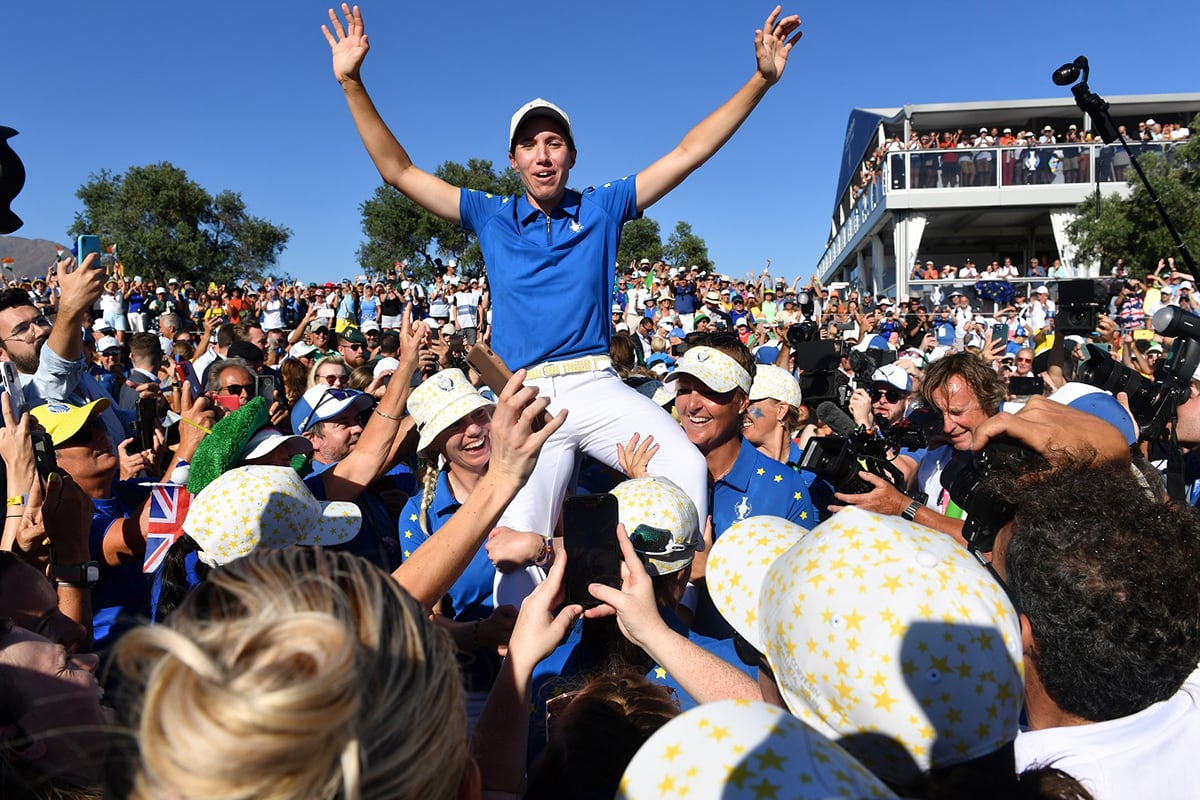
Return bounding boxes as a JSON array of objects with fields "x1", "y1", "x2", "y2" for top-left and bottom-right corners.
[
  {"x1": 466, "y1": 342, "x2": 552, "y2": 429},
  {"x1": 1008, "y1": 376, "x2": 1045, "y2": 397},
  {"x1": 213, "y1": 393, "x2": 242, "y2": 413},
  {"x1": 562, "y1": 493, "x2": 622, "y2": 609},
  {"x1": 76, "y1": 234, "x2": 102, "y2": 269},
  {"x1": 135, "y1": 395, "x2": 158, "y2": 453},
  {"x1": 31, "y1": 430, "x2": 59, "y2": 479},
  {"x1": 0, "y1": 361, "x2": 26, "y2": 420},
  {"x1": 990, "y1": 324, "x2": 1009, "y2": 345},
  {"x1": 255, "y1": 374, "x2": 276, "y2": 405}
]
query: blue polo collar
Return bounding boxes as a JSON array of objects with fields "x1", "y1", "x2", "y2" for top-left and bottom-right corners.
[
  {"x1": 515, "y1": 190, "x2": 582, "y2": 228},
  {"x1": 431, "y1": 470, "x2": 462, "y2": 518}
]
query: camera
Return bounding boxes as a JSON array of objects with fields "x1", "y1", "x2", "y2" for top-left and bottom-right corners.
[
  {"x1": 1075, "y1": 306, "x2": 1200, "y2": 441},
  {"x1": 940, "y1": 440, "x2": 1045, "y2": 553},
  {"x1": 799, "y1": 409, "x2": 929, "y2": 496}
]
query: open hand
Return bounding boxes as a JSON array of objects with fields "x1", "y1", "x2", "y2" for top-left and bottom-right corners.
[
  {"x1": 755, "y1": 7, "x2": 803, "y2": 86},
  {"x1": 322, "y1": 3, "x2": 370, "y2": 85}
]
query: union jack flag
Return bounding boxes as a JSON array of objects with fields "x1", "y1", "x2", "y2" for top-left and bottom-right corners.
[{"x1": 143, "y1": 483, "x2": 191, "y2": 574}]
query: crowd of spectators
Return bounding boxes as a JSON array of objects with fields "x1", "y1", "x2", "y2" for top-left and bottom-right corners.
[
  {"x1": 847, "y1": 116, "x2": 1191, "y2": 200},
  {"x1": 0, "y1": 244, "x2": 1197, "y2": 799}
]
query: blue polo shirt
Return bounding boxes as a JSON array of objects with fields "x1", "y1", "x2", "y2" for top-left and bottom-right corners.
[
  {"x1": 711, "y1": 438, "x2": 819, "y2": 539},
  {"x1": 398, "y1": 471, "x2": 495, "y2": 622},
  {"x1": 460, "y1": 178, "x2": 640, "y2": 370}
]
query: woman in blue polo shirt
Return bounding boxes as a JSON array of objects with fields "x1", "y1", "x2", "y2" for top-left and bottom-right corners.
[{"x1": 399, "y1": 368, "x2": 542, "y2": 719}]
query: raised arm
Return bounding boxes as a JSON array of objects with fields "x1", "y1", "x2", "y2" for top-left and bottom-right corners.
[
  {"x1": 323, "y1": 4, "x2": 461, "y2": 223},
  {"x1": 635, "y1": 7, "x2": 802, "y2": 212}
]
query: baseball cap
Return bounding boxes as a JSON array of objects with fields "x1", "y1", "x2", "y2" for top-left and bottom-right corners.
[
  {"x1": 709, "y1": 508, "x2": 1024, "y2": 785},
  {"x1": 703, "y1": 290, "x2": 721, "y2": 304},
  {"x1": 96, "y1": 335, "x2": 121, "y2": 354},
  {"x1": 290, "y1": 386, "x2": 372, "y2": 435},
  {"x1": 338, "y1": 326, "x2": 367, "y2": 345},
  {"x1": 184, "y1": 466, "x2": 360, "y2": 568},
  {"x1": 31, "y1": 399, "x2": 111, "y2": 446},
  {"x1": 665, "y1": 346, "x2": 752, "y2": 394},
  {"x1": 307, "y1": 320, "x2": 330, "y2": 334},
  {"x1": 509, "y1": 98, "x2": 574, "y2": 152},
  {"x1": 609, "y1": 477, "x2": 702, "y2": 577},
  {"x1": 238, "y1": 427, "x2": 313, "y2": 464},
  {"x1": 92, "y1": 319, "x2": 115, "y2": 333},
  {"x1": 618, "y1": 700, "x2": 897, "y2": 800},
  {"x1": 288, "y1": 341, "x2": 319, "y2": 360},
  {"x1": 406, "y1": 368, "x2": 493, "y2": 452},
  {"x1": 871, "y1": 363, "x2": 912, "y2": 393},
  {"x1": 748, "y1": 364, "x2": 802, "y2": 407},
  {"x1": 361, "y1": 320, "x2": 381, "y2": 334},
  {"x1": 1047, "y1": 382, "x2": 1138, "y2": 445}
]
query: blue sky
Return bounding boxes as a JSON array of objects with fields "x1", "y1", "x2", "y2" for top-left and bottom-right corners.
[{"x1": 5, "y1": 1, "x2": 1197, "y2": 286}]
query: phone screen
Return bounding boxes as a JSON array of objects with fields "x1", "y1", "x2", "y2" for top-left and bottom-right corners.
[
  {"x1": 136, "y1": 395, "x2": 158, "y2": 453},
  {"x1": 991, "y1": 324, "x2": 1009, "y2": 345},
  {"x1": 562, "y1": 493, "x2": 621, "y2": 609},
  {"x1": 255, "y1": 375, "x2": 276, "y2": 405}
]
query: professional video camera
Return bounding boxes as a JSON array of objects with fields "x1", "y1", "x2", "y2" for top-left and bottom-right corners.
[
  {"x1": 799, "y1": 403, "x2": 931, "y2": 495},
  {"x1": 939, "y1": 440, "x2": 1046, "y2": 555},
  {"x1": 1076, "y1": 305, "x2": 1200, "y2": 441}
]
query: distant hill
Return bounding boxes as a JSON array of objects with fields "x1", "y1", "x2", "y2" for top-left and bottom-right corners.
[{"x1": 0, "y1": 235, "x2": 64, "y2": 281}]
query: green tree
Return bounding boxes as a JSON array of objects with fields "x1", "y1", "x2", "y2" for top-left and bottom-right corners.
[
  {"x1": 618, "y1": 217, "x2": 664, "y2": 268},
  {"x1": 663, "y1": 220, "x2": 710, "y2": 270},
  {"x1": 69, "y1": 162, "x2": 289, "y2": 287},
  {"x1": 1068, "y1": 117, "x2": 1200, "y2": 276},
  {"x1": 357, "y1": 158, "x2": 522, "y2": 280}
]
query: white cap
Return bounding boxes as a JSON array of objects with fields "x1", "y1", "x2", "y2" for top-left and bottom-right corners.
[
  {"x1": 509, "y1": 98, "x2": 573, "y2": 152},
  {"x1": 96, "y1": 335, "x2": 121, "y2": 353}
]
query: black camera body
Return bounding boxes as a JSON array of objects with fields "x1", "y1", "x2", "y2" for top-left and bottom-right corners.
[{"x1": 940, "y1": 440, "x2": 1044, "y2": 554}]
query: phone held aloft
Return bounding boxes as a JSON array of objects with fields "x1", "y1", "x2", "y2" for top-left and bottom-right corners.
[{"x1": 562, "y1": 493, "x2": 621, "y2": 609}]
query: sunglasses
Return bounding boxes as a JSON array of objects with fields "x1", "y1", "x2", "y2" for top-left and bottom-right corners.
[
  {"x1": 218, "y1": 383, "x2": 255, "y2": 397},
  {"x1": 340, "y1": 342, "x2": 365, "y2": 351},
  {"x1": 871, "y1": 387, "x2": 906, "y2": 404},
  {"x1": 627, "y1": 523, "x2": 686, "y2": 556},
  {"x1": 319, "y1": 373, "x2": 349, "y2": 386}
]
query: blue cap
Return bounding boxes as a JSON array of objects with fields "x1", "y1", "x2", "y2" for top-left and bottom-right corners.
[
  {"x1": 669, "y1": 327, "x2": 686, "y2": 339},
  {"x1": 1048, "y1": 383, "x2": 1137, "y2": 446},
  {"x1": 755, "y1": 346, "x2": 780, "y2": 365}
]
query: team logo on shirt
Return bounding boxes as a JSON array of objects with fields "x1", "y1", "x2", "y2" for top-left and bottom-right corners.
[
  {"x1": 568, "y1": 219, "x2": 583, "y2": 233},
  {"x1": 735, "y1": 496, "x2": 751, "y2": 521}
]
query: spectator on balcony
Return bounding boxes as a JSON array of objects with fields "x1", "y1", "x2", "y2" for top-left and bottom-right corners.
[
  {"x1": 1113, "y1": 125, "x2": 1133, "y2": 181},
  {"x1": 959, "y1": 259, "x2": 979, "y2": 280},
  {"x1": 956, "y1": 133, "x2": 975, "y2": 187},
  {"x1": 998, "y1": 257, "x2": 1019, "y2": 280},
  {"x1": 939, "y1": 130, "x2": 960, "y2": 187},
  {"x1": 974, "y1": 127, "x2": 996, "y2": 186},
  {"x1": 1048, "y1": 258, "x2": 1070, "y2": 280},
  {"x1": 921, "y1": 261, "x2": 940, "y2": 280},
  {"x1": 910, "y1": 260, "x2": 924, "y2": 280},
  {"x1": 1027, "y1": 257, "x2": 1046, "y2": 278},
  {"x1": 941, "y1": 263, "x2": 957, "y2": 280}
]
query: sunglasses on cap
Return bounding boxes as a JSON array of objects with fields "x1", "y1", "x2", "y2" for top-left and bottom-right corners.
[
  {"x1": 871, "y1": 386, "x2": 906, "y2": 404},
  {"x1": 299, "y1": 388, "x2": 361, "y2": 433},
  {"x1": 627, "y1": 523, "x2": 687, "y2": 556}
]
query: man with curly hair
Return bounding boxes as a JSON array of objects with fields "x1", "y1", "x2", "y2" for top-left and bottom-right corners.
[{"x1": 993, "y1": 460, "x2": 1200, "y2": 800}]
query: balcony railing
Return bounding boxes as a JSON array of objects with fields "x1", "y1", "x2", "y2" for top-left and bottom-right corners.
[{"x1": 883, "y1": 141, "x2": 1182, "y2": 190}]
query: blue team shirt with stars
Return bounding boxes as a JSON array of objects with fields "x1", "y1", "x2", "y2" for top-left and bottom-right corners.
[
  {"x1": 459, "y1": 177, "x2": 640, "y2": 370},
  {"x1": 398, "y1": 471, "x2": 496, "y2": 622},
  {"x1": 711, "y1": 438, "x2": 820, "y2": 539}
]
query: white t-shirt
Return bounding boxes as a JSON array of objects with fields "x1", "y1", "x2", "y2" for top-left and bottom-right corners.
[
  {"x1": 453, "y1": 290, "x2": 482, "y2": 328},
  {"x1": 260, "y1": 299, "x2": 284, "y2": 331},
  {"x1": 1014, "y1": 672, "x2": 1200, "y2": 800}
]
